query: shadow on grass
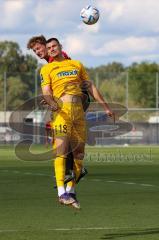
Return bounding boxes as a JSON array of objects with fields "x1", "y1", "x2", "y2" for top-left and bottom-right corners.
[{"x1": 100, "y1": 228, "x2": 159, "y2": 239}]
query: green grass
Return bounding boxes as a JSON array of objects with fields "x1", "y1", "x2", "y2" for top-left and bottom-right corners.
[{"x1": 0, "y1": 145, "x2": 159, "y2": 240}]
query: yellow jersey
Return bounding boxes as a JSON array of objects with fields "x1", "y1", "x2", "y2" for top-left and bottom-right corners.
[{"x1": 40, "y1": 59, "x2": 89, "y2": 98}]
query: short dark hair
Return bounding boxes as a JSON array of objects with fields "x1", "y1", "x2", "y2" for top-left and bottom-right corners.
[
  {"x1": 27, "y1": 35, "x2": 46, "y2": 49},
  {"x1": 46, "y1": 38, "x2": 60, "y2": 45}
]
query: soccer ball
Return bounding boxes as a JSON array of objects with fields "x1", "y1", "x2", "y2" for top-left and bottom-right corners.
[{"x1": 80, "y1": 5, "x2": 99, "y2": 25}]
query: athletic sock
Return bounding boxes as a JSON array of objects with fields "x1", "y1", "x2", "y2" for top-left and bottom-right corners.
[
  {"x1": 54, "y1": 155, "x2": 66, "y2": 197},
  {"x1": 66, "y1": 180, "x2": 75, "y2": 194},
  {"x1": 57, "y1": 187, "x2": 66, "y2": 197}
]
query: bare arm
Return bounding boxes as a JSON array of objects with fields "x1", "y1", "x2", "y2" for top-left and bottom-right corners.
[
  {"x1": 41, "y1": 85, "x2": 58, "y2": 111},
  {"x1": 86, "y1": 81, "x2": 114, "y2": 117}
]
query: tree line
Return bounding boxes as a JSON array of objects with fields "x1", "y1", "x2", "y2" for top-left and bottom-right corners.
[{"x1": 0, "y1": 41, "x2": 158, "y2": 110}]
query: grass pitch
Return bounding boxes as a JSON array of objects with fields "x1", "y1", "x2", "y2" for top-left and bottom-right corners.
[{"x1": 0, "y1": 145, "x2": 159, "y2": 240}]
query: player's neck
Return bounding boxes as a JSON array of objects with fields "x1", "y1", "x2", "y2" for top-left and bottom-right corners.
[
  {"x1": 53, "y1": 54, "x2": 65, "y2": 62},
  {"x1": 44, "y1": 54, "x2": 49, "y2": 62}
]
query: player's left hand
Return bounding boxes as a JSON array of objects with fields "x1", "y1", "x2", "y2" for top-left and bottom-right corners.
[{"x1": 106, "y1": 109, "x2": 116, "y2": 123}]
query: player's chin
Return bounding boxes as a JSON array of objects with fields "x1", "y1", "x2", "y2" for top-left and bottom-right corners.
[
  {"x1": 50, "y1": 52, "x2": 58, "y2": 57},
  {"x1": 39, "y1": 54, "x2": 45, "y2": 59}
]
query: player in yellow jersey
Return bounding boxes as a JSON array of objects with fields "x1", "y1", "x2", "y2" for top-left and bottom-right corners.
[
  {"x1": 40, "y1": 37, "x2": 114, "y2": 209},
  {"x1": 27, "y1": 35, "x2": 89, "y2": 190}
]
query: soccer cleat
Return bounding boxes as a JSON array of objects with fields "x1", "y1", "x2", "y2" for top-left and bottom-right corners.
[
  {"x1": 58, "y1": 193, "x2": 75, "y2": 205},
  {"x1": 76, "y1": 167, "x2": 88, "y2": 184},
  {"x1": 68, "y1": 193, "x2": 81, "y2": 210}
]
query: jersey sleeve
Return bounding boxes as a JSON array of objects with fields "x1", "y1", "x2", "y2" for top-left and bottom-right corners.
[
  {"x1": 40, "y1": 65, "x2": 51, "y2": 87},
  {"x1": 79, "y1": 62, "x2": 89, "y2": 81}
]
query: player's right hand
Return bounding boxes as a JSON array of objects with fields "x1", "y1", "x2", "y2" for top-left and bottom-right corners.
[
  {"x1": 50, "y1": 101, "x2": 59, "y2": 111},
  {"x1": 40, "y1": 98, "x2": 48, "y2": 106}
]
